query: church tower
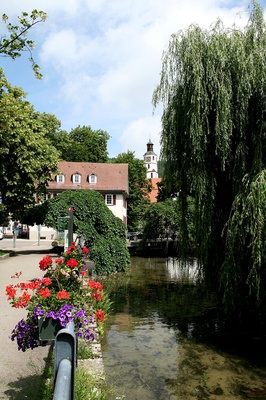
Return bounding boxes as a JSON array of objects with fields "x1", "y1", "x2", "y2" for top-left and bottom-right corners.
[{"x1": 143, "y1": 139, "x2": 158, "y2": 179}]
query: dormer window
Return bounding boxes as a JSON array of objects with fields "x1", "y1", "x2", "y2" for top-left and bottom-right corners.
[
  {"x1": 89, "y1": 173, "x2": 97, "y2": 184},
  {"x1": 72, "y1": 173, "x2": 81, "y2": 183},
  {"x1": 56, "y1": 174, "x2": 65, "y2": 183}
]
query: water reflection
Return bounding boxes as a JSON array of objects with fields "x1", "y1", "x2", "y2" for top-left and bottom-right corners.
[
  {"x1": 165, "y1": 257, "x2": 199, "y2": 283},
  {"x1": 101, "y1": 257, "x2": 266, "y2": 399}
]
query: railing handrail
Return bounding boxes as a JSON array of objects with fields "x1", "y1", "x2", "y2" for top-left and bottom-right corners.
[{"x1": 53, "y1": 322, "x2": 76, "y2": 400}]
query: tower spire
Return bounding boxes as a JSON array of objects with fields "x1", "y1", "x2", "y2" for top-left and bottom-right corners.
[{"x1": 143, "y1": 139, "x2": 158, "y2": 179}]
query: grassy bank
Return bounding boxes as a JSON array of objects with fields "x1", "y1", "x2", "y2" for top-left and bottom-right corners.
[{"x1": 36, "y1": 341, "x2": 111, "y2": 400}]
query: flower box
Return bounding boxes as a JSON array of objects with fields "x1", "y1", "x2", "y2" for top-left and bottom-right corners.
[
  {"x1": 7, "y1": 243, "x2": 108, "y2": 351},
  {"x1": 38, "y1": 318, "x2": 62, "y2": 340}
]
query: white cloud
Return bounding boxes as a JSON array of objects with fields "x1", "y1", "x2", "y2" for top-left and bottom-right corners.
[
  {"x1": 1, "y1": 0, "x2": 80, "y2": 17},
  {"x1": 120, "y1": 115, "x2": 162, "y2": 159}
]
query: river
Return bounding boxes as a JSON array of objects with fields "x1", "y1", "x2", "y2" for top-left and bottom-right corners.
[{"x1": 100, "y1": 256, "x2": 266, "y2": 399}]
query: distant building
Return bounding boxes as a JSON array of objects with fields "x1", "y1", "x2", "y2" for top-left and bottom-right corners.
[
  {"x1": 143, "y1": 139, "x2": 158, "y2": 179},
  {"x1": 143, "y1": 140, "x2": 161, "y2": 203},
  {"x1": 26, "y1": 161, "x2": 129, "y2": 241},
  {"x1": 43, "y1": 161, "x2": 129, "y2": 225}
]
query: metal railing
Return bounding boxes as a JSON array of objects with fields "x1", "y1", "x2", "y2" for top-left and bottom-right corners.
[{"x1": 53, "y1": 322, "x2": 76, "y2": 400}]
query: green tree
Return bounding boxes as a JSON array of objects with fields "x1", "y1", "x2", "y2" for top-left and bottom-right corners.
[
  {"x1": 48, "y1": 129, "x2": 73, "y2": 159},
  {"x1": 0, "y1": 10, "x2": 47, "y2": 78},
  {"x1": 157, "y1": 160, "x2": 164, "y2": 178},
  {"x1": 64, "y1": 125, "x2": 110, "y2": 162},
  {"x1": 156, "y1": 178, "x2": 179, "y2": 201},
  {"x1": 0, "y1": 204, "x2": 9, "y2": 226},
  {"x1": 0, "y1": 69, "x2": 60, "y2": 220},
  {"x1": 141, "y1": 197, "x2": 195, "y2": 254},
  {"x1": 21, "y1": 202, "x2": 49, "y2": 226},
  {"x1": 114, "y1": 151, "x2": 152, "y2": 231},
  {"x1": 35, "y1": 112, "x2": 73, "y2": 159},
  {"x1": 43, "y1": 190, "x2": 130, "y2": 274},
  {"x1": 142, "y1": 198, "x2": 179, "y2": 240},
  {"x1": 153, "y1": 1, "x2": 266, "y2": 322}
]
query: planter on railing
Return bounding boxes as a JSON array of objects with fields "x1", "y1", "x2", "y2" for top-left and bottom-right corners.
[
  {"x1": 85, "y1": 260, "x2": 95, "y2": 275},
  {"x1": 38, "y1": 318, "x2": 62, "y2": 340}
]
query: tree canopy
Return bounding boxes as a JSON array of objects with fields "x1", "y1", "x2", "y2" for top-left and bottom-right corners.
[
  {"x1": 61, "y1": 125, "x2": 110, "y2": 163},
  {"x1": 153, "y1": 1, "x2": 266, "y2": 322},
  {"x1": 114, "y1": 151, "x2": 152, "y2": 231},
  {"x1": 141, "y1": 198, "x2": 179, "y2": 242},
  {"x1": 140, "y1": 197, "x2": 195, "y2": 255},
  {"x1": 0, "y1": 10, "x2": 47, "y2": 78},
  {"x1": 43, "y1": 190, "x2": 130, "y2": 275},
  {"x1": 0, "y1": 69, "x2": 60, "y2": 220}
]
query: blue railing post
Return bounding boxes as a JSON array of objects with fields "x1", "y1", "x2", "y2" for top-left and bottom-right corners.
[{"x1": 53, "y1": 321, "x2": 76, "y2": 400}]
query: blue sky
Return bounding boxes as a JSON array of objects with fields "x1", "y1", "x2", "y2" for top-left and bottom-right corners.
[{"x1": 1, "y1": 0, "x2": 264, "y2": 159}]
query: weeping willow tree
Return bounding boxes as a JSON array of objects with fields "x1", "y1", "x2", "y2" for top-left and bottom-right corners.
[{"x1": 153, "y1": 1, "x2": 266, "y2": 323}]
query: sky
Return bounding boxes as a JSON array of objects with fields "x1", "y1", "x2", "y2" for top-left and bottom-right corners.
[{"x1": 1, "y1": 0, "x2": 266, "y2": 160}]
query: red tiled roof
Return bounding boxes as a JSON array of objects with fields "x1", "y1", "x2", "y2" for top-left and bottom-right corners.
[
  {"x1": 47, "y1": 161, "x2": 129, "y2": 194},
  {"x1": 149, "y1": 178, "x2": 162, "y2": 203}
]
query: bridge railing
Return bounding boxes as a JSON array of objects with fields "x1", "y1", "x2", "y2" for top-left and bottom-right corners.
[{"x1": 53, "y1": 321, "x2": 76, "y2": 400}]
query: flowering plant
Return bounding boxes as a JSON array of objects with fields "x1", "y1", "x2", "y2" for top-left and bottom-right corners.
[{"x1": 6, "y1": 244, "x2": 110, "y2": 351}]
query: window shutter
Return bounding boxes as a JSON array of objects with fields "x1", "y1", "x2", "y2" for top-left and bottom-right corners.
[{"x1": 113, "y1": 194, "x2": 116, "y2": 205}]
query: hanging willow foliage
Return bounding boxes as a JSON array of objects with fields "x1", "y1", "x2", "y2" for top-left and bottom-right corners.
[
  {"x1": 222, "y1": 171, "x2": 266, "y2": 314},
  {"x1": 153, "y1": 1, "x2": 266, "y2": 316}
]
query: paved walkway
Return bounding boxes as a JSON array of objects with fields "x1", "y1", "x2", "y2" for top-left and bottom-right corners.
[
  {"x1": 0, "y1": 251, "x2": 54, "y2": 399},
  {"x1": 0, "y1": 237, "x2": 57, "y2": 254}
]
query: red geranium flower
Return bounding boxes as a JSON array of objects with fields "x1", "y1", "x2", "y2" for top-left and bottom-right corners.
[
  {"x1": 41, "y1": 277, "x2": 52, "y2": 286},
  {"x1": 39, "y1": 255, "x2": 53, "y2": 271},
  {"x1": 92, "y1": 290, "x2": 104, "y2": 301},
  {"x1": 57, "y1": 290, "x2": 70, "y2": 299},
  {"x1": 87, "y1": 280, "x2": 103, "y2": 291},
  {"x1": 82, "y1": 247, "x2": 89, "y2": 254},
  {"x1": 67, "y1": 259, "x2": 79, "y2": 269},
  {"x1": 55, "y1": 257, "x2": 64, "y2": 265},
  {"x1": 13, "y1": 292, "x2": 32, "y2": 308},
  {"x1": 6, "y1": 285, "x2": 16, "y2": 300},
  {"x1": 67, "y1": 245, "x2": 76, "y2": 255},
  {"x1": 95, "y1": 309, "x2": 105, "y2": 322},
  {"x1": 37, "y1": 288, "x2": 51, "y2": 298}
]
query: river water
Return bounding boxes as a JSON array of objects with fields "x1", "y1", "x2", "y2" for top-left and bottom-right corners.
[{"x1": 100, "y1": 256, "x2": 266, "y2": 399}]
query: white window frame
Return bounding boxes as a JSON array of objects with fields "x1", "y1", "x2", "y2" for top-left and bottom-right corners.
[
  {"x1": 89, "y1": 173, "x2": 97, "y2": 184},
  {"x1": 73, "y1": 174, "x2": 81, "y2": 183},
  {"x1": 57, "y1": 174, "x2": 65, "y2": 183},
  {"x1": 105, "y1": 194, "x2": 113, "y2": 205}
]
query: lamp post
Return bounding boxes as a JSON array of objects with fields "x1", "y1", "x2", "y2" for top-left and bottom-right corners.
[{"x1": 68, "y1": 207, "x2": 74, "y2": 247}]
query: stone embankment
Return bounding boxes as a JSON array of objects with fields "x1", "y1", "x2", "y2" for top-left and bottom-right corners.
[{"x1": 78, "y1": 322, "x2": 105, "y2": 377}]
